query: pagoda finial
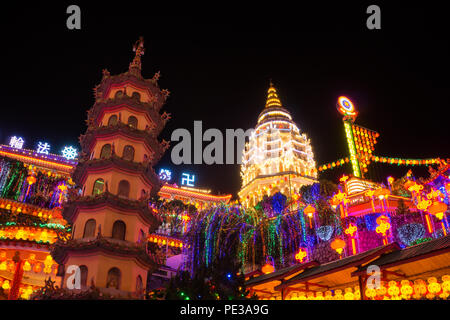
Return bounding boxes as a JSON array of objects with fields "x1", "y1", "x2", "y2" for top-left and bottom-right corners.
[
  {"x1": 129, "y1": 36, "x2": 145, "y2": 75},
  {"x1": 265, "y1": 80, "x2": 282, "y2": 108}
]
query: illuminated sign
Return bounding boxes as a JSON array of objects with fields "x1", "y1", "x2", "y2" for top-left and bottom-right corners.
[
  {"x1": 344, "y1": 122, "x2": 361, "y2": 178},
  {"x1": 337, "y1": 96, "x2": 357, "y2": 117},
  {"x1": 9, "y1": 136, "x2": 24, "y2": 149},
  {"x1": 181, "y1": 173, "x2": 195, "y2": 187},
  {"x1": 36, "y1": 142, "x2": 51, "y2": 155},
  {"x1": 158, "y1": 169, "x2": 172, "y2": 181},
  {"x1": 61, "y1": 146, "x2": 78, "y2": 160}
]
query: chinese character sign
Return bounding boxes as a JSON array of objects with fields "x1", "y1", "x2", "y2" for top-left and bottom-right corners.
[
  {"x1": 158, "y1": 169, "x2": 172, "y2": 181},
  {"x1": 37, "y1": 142, "x2": 51, "y2": 155},
  {"x1": 181, "y1": 173, "x2": 195, "y2": 187},
  {"x1": 9, "y1": 136, "x2": 24, "y2": 149}
]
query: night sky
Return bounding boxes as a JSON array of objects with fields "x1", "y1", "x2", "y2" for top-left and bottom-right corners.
[{"x1": 0, "y1": 3, "x2": 448, "y2": 197}]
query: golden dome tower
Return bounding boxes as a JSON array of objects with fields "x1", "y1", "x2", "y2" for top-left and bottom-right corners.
[{"x1": 239, "y1": 82, "x2": 317, "y2": 207}]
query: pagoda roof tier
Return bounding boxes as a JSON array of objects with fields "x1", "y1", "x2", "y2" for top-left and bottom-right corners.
[
  {"x1": 94, "y1": 72, "x2": 168, "y2": 113},
  {"x1": 51, "y1": 236, "x2": 162, "y2": 270},
  {"x1": 78, "y1": 124, "x2": 168, "y2": 165},
  {"x1": 63, "y1": 191, "x2": 162, "y2": 228},
  {"x1": 72, "y1": 155, "x2": 162, "y2": 194},
  {"x1": 86, "y1": 99, "x2": 168, "y2": 136}
]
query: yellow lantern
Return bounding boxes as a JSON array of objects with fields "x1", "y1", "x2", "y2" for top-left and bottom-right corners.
[
  {"x1": 427, "y1": 277, "x2": 441, "y2": 294},
  {"x1": 344, "y1": 288, "x2": 354, "y2": 300},
  {"x1": 400, "y1": 280, "x2": 413, "y2": 299},
  {"x1": 324, "y1": 291, "x2": 333, "y2": 300},
  {"x1": 413, "y1": 279, "x2": 427, "y2": 299},
  {"x1": 315, "y1": 292, "x2": 324, "y2": 300},
  {"x1": 334, "y1": 289, "x2": 344, "y2": 300},
  {"x1": 387, "y1": 280, "x2": 400, "y2": 297},
  {"x1": 23, "y1": 261, "x2": 31, "y2": 272},
  {"x1": 365, "y1": 288, "x2": 376, "y2": 299},
  {"x1": 2, "y1": 280, "x2": 10, "y2": 290},
  {"x1": 376, "y1": 281, "x2": 387, "y2": 297}
]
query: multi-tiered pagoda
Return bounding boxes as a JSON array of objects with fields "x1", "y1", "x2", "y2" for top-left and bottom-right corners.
[
  {"x1": 239, "y1": 82, "x2": 317, "y2": 207},
  {"x1": 51, "y1": 38, "x2": 170, "y2": 298}
]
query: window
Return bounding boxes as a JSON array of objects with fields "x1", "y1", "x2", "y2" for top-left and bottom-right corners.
[
  {"x1": 122, "y1": 145, "x2": 135, "y2": 161},
  {"x1": 136, "y1": 275, "x2": 143, "y2": 295},
  {"x1": 107, "y1": 115, "x2": 118, "y2": 126},
  {"x1": 92, "y1": 178, "x2": 105, "y2": 196},
  {"x1": 114, "y1": 91, "x2": 124, "y2": 99},
  {"x1": 100, "y1": 144, "x2": 112, "y2": 159},
  {"x1": 112, "y1": 220, "x2": 126, "y2": 240},
  {"x1": 83, "y1": 219, "x2": 96, "y2": 238},
  {"x1": 79, "y1": 265, "x2": 88, "y2": 288},
  {"x1": 127, "y1": 116, "x2": 138, "y2": 129},
  {"x1": 131, "y1": 91, "x2": 141, "y2": 101},
  {"x1": 137, "y1": 229, "x2": 145, "y2": 244},
  {"x1": 117, "y1": 180, "x2": 130, "y2": 198},
  {"x1": 106, "y1": 268, "x2": 121, "y2": 289}
]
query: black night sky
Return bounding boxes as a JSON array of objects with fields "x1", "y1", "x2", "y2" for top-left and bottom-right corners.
[{"x1": 0, "y1": 3, "x2": 448, "y2": 197}]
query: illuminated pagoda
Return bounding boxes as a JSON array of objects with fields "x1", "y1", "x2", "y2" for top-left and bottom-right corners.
[
  {"x1": 0, "y1": 143, "x2": 73, "y2": 299},
  {"x1": 239, "y1": 82, "x2": 317, "y2": 207},
  {"x1": 51, "y1": 38, "x2": 170, "y2": 298}
]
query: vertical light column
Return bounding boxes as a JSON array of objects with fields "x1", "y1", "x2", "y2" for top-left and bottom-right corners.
[{"x1": 344, "y1": 120, "x2": 361, "y2": 178}]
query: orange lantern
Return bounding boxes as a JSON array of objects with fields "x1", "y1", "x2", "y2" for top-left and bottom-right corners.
[
  {"x1": 303, "y1": 205, "x2": 315, "y2": 228},
  {"x1": 428, "y1": 201, "x2": 447, "y2": 220},
  {"x1": 373, "y1": 187, "x2": 390, "y2": 199},
  {"x1": 304, "y1": 205, "x2": 315, "y2": 218},
  {"x1": 261, "y1": 263, "x2": 275, "y2": 274},
  {"x1": 26, "y1": 175, "x2": 36, "y2": 185},
  {"x1": 331, "y1": 238, "x2": 346, "y2": 256},
  {"x1": 428, "y1": 201, "x2": 448, "y2": 235}
]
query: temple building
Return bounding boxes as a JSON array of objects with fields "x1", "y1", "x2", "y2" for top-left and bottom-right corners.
[
  {"x1": 158, "y1": 184, "x2": 231, "y2": 210},
  {"x1": 0, "y1": 144, "x2": 72, "y2": 299},
  {"x1": 239, "y1": 82, "x2": 317, "y2": 207},
  {"x1": 51, "y1": 38, "x2": 170, "y2": 298}
]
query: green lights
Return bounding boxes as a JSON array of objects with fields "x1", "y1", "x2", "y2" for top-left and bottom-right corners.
[{"x1": 344, "y1": 121, "x2": 361, "y2": 178}]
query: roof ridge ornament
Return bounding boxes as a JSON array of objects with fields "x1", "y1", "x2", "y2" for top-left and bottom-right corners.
[{"x1": 129, "y1": 36, "x2": 145, "y2": 76}]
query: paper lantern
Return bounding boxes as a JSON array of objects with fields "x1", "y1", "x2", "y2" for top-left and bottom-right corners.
[
  {"x1": 261, "y1": 263, "x2": 275, "y2": 274},
  {"x1": 304, "y1": 205, "x2": 315, "y2": 218},
  {"x1": 331, "y1": 238, "x2": 346, "y2": 255},
  {"x1": 373, "y1": 187, "x2": 390, "y2": 199},
  {"x1": 26, "y1": 175, "x2": 36, "y2": 185},
  {"x1": 428, "y1": 201, "x2": 447, "y2": 220}
]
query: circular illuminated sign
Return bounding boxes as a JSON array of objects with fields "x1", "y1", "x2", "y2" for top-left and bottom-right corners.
[{"x1": 337, "y1": 96, "x2": 357, "y2": 117}]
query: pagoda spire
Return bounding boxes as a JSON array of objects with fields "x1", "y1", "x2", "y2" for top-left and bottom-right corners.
[
  {"x1": 265, "y1": 80, "x2": 282, "y2": 108},
  {"x1": 129, "y1": 36, "x2": 145, "y2": 75}
]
